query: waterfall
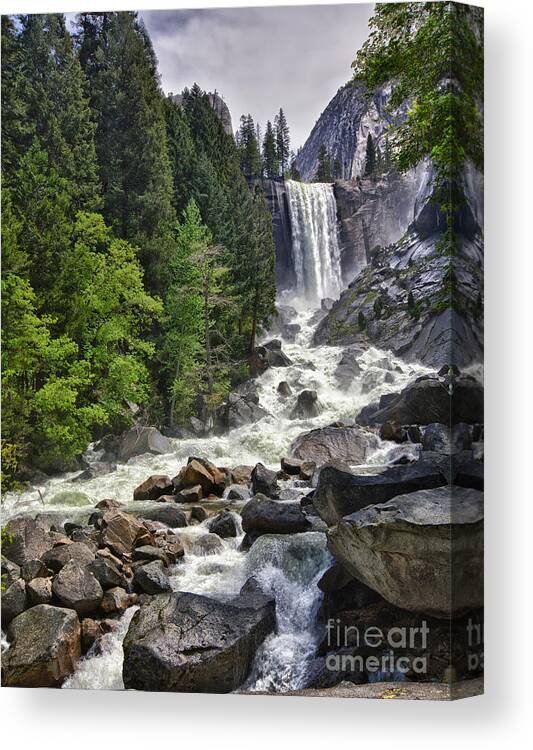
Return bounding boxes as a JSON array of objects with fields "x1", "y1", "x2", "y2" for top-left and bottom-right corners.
[{"x1": 285, "y1": 179, "x2": 343, "y2": 303}]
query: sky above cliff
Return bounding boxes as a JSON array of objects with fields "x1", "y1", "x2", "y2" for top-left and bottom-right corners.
[{"x1": 141, "y1": 3, "x2": 374, "y2": 150}]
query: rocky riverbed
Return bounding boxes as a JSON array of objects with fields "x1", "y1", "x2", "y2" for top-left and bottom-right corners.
[{"x1": 1, "y1": 306, "x2": 484, "y2": 696}]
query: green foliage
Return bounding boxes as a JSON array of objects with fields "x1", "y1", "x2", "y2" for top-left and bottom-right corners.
[
  {"x1": 262, "y1": 120, "x2": 279, "y2": 179},
  {"x1": 274, "y1": 108, "x2": 290, "y2": 176},
  {"x1": 358, "y1": 311, "x2": 367, "y2": 330},
  {"x1": 373, "y1": 297, "x2": 383, "y2": 319},
  {"x1": 364, "y1": 133, "x2": 376, "y2": 176},
  {"x1": 315, "y1": 144, "x2": 332, "y2": 182},
  {"x1": 238, "y1": 114, "x2": 262, "y2": 178}
]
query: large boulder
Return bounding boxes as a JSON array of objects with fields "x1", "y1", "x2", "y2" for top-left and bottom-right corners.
[
  {"x1": 52, "y1": 561, "x2": 103, "y2": 615},
  {"x1": 99, "y1": 511, "x2": 145, "y2": 557},
  {"x1": 27, "y1": 577, "x2": 53, "y2": 606},
  {"x1": 241, "y1": 494, "x2": 312, "y2": 540},
  {"x1": 208, "y1": 511, "x2": 239, "y2": 539},
  {"x1": 133, "y1": 561, "x2": 172, "y2": 595},
  {"x1": 214, "y1": 383, "x2": 269, "y2": 432},
  {"x1": 334, "y1": 347, "x2": 363, "y2": 388},
  {"x1": 356, "y1": 374, "x2": 483, "y2": 427},
  {"x1": 122, "y1": 591, "x2": 275, "y2": 692},
  {"x1": 314, "y1": 462, "x2": 447, "y2": 526},
  {"x1": 173, "y1": 457, "x2": 226, "y2": 497},
  {"x1": 290, "y1": 390, "x2": 321, "y2": 419},
  {"x1": 117, "y1": 426, "x2": 172, "y2": 462},
  {"x1": 42, "y1": 541, "x2": 96, "y2": 573},
  {"x1": 1, "y1": 579, "x2": 28, "y2": 625},
  {"x1": 328, "y1": 486, "x2": 484, "y2": 616},
  {"x1": 289, "y1": 426, "x2": 378, "y2": 467},
  {"x1": 139, "y1": 505, "x2": 188, "y2": 528},
  {"x1": 251, "y1": 462, "x2": 280, "y2": 498},
  {"x1": 1, "y1": 517, "x2": 53, "y2": 566},
  {"x1": 250, "y1": 340, "x2": 292, "y2": 376},
  {"x1": 2, "y1": 605, "x2": 81, "y2": 687},
  {"x1": 133, "y1": 474, "x2": 173, "y2": 502}
]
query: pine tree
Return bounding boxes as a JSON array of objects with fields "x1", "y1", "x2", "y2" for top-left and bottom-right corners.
[
  {"x1": 1, "y1": 17, "x2": 30, "y2": 185},
  {"x1": 163, "y1": 96, "x2": 196, "y2": 215},
  {"x1": 238, "y1": 114, "x2": 261, "y2": 178},
  {"x1": 75, "y1": 11, "x2": 175, "y2": 292},
  {"x1": 247, "y1": 185, "x2": 277, "y2": 353},
  {"x1": 364, "y1": 133, "x2": 376, "y2": 176},
  {"x1": 315, "y1": 144, "x2": 332, "y2": 182},
  {"x1": 333, "y1": 158, "x2": 343, "y2": 180},
  {"x1": 289, "y1": 151, "x2": 301, "y2": 181},
  {"x1": 274, "y1": 108, "x2": 290, "y2": 176},
  {"x1": 262, "y1": 120, "x2": 279, "y2": 179}
]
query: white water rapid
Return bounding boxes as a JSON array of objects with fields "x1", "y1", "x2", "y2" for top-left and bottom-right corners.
[
  {"x1": 285, "y1": 180, "x2": 343, "y2": 302},
  {"x1": 4, "y1": 187, "x2": 433, "y2": 693}
]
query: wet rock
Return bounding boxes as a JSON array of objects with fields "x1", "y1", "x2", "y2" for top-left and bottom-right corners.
[
  {"x1": 251, "y1": 462, "x2": 280, "y2": 498},
  {"x1": 3, "y1": 605, "x2": 81, "y2": 687},
  {"x1": 100, "y1": 587, "x2": 138, "y2": 614},
  {"x1": 290, "y1": 389, "x2": 321, "y2": 419},
  {"x1": 191, "y1": 533, "x2": 224, "y2": 556},
  {"x1": 73, "y1": 461, "x2": 117, "y2": 482},
  {"x1": 133, "y1": 545, "x2": 170, "y2": 565},
  {"x1": 81, "y1": 617, "x2": 102, "y2": 652},
  {"x1": 117, "y1": 426, "x2": 172, "y2": 462},
  {"x1": 99, "y1": 511, "x2": 145, "y2": 557},
  {"x1": 2, "y1": 517, "x2": 53, "y2": 566},
  {"x1": 2, "y1": 579, "x2": 28, "y2": 625},
  {"x1": 208, "y1": 511, "x2": 239, "y2": 539},
  {"x1": 133, "y1": 474, "x2": 173, "y2": 502},
  {"x1": 87, "y1": 556, "x2": 124, "y2": 590},
  {"x1": 231, "y1": 465, "x2": 253, "y2": 485},
  {"x1": 52, "y1": 561, "x2": 103, "y2": 615},
  {"x1": 356, "y1": 374, "x2": 483, "y2": 426},
  {"x1": 133, "y1": 561, "x2": 172, "y2": 595},
  {"x1": 190, "y1": 506, "x2": 208, "y2": 523},
  {"x1": 95, "y1": 498, "x2": 122, "y2": 511},
  {"x1": 314, "y1": 462, "x2": 447, "y2": 526},
  {"x1": 407, "y1": 425, "x2": 422, "y2": 443},
  {"x1": 122, "y1": 590, "x2": 275, "y2": 692},
  {"x1": 42, "y1": 541, "x2": 96, "y2": 573},
  {"x1": 379, "y1": 421, "x2": 407, "y2": 443},
  {"x1": 300, "y1": 461, "x2": 317, "y2": 481},
  {"x1": 27, "y1": 576, "x2": 53, "y2": 606},
  {"x1": 281, "y1": 456, "x2": 303, "y2": 475},
  {"x1": 215, "y1": 389, "x2": 269, "y2": 432},
  {"x1": 173, "y1": 457, "x2": 226, "y2": 497},
  {"x1": 226, "y1": 484, "x2": 251, "y2": 502},
  {"x1": 422, "y1": 423, "x2": 450, "y2": 452},
  {"x1": 452, "y1": 423, "x2": 473, "y2": 450},
  {"x1": 334, "y1": 348, "x2": 363, "y2": 388},
  {"x1": 140, "y1": 505, "x2": 187, "y2": 528},
  {"x1": 175, "y1": 485, "x2": 203, "y2": 503},
  {"x1": 328, "y1": 486, "x2": 484, "y2": 616},
  {"x1": 241, "y1": 494, "x2": 312, "y2": 539},
  {"x1": 250, "y1": 340, "x2": 292, "y2": 376},
  {"x1": 289, "y1": 425, "x2": 378, "y2": 467},
  {"x1": 277, "y1": 381, "x2": 292, "y2": 397}
]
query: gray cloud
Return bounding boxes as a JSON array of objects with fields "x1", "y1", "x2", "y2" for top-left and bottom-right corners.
[{"x1": 141, "y1": 4, "x2": 374, "y2": 149}]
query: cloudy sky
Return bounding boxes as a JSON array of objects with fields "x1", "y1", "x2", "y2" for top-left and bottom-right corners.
[{"x1": 140, "y1": 4, "x2": 374, "y2": 149}]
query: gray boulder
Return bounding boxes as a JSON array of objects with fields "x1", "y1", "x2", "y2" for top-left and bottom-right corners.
[
  {"x1": 3, "y1": 605, "x2": 81, "y2": 687},
  {"x1": 314, "y1": 462, "x2": 447, "y2": 526},
  {"x1": 122, "y1": 591, "x2": 275, "y2": 692},
  {"x1": 27, "y1": 577, "x2": 53, "y2": 606},
  {"x1": 2, "y1": 517, "x2": 53, "y2": 566},
  {"x1": 328, "y1": 486, "x2": 484, "y2": 616},
  {"x1": 250, "y1": 340, "x2": 292, "y2": 376},
  {"x1": 241, "y1": 494, "x2": 312, "y2": 540},
  {"x1": 42, "y1": 541, "x2": 96, "y2": 573},
  {"x1": 134, "y1": 560, "x2": 172, "y2": 594},
  {"x1": 2, "y1": 579, "x2": 28, "y2": 625},
  {"x1": 290, "y1": 390, "x2": 321, "y2": 419},
  {"x1": 208, "y1": 511, "x2": 239, "y2": 539},
  {"x1": 289, "y1": 426, "x2": 378, "y2": 467},
  {"x1": 118, "y1": 426, "x2": 172, "y2": 462},
  {"x1": 140, "y1": 505, "x2": 188, "y2": 528},
  {"x1": 52, "y1": 561, "x2": 103, "y2": 615},
  {"x1": 251, "y1": 462, "x2": 280, "y2": 498}
]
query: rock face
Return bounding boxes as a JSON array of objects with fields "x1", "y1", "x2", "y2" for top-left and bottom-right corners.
[
  {"x1": 328, "y1": 486, "x2": 484, "y2": 616},
  {"x1": 355, "y1": 373, "x2": 483, "y2": 426},
  {"x1": 117, "y1": 426, "x2": 171, "y2": 462},
  {"x1": 3, "y1": 605, "x2": 81, "y2": 687},
  {"x1": 289, "y1": 425, "x2": 378, "y2": 467},
  {"x1": 122, "y1": 591, "x2": 275, "y2": 692},
  {"x1": 314, "y1": 462, "x2": 447, "y2": 526},
  {"x1": 250, "y1": 180, "x2": 295, "y2": 290}
]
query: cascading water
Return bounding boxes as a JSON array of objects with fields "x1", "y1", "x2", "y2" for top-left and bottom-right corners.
[
  {"x1": 3, "y1": 183, "x2": 433, "y2": 693},
  {"x1": 285, "y1": 179, "x2": 343, "y2": 303}
]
